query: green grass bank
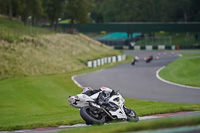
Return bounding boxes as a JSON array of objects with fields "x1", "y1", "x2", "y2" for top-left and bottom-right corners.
[
  {"x1": 0, "y1": 17, "x2": 122, "y2": 80},
  {"x1": 159, "y1": 52, "x2": 200, "y2": 87},
  {"x1": 1, "y1": 60, "x2": 200, "y2": 131}
]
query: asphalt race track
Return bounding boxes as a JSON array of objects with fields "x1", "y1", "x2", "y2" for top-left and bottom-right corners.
[{"x1": 75, "y1": 50, "x2": 200, "y2": 104}]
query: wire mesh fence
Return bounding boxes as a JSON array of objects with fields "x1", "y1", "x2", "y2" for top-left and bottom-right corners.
[
  {"x1": 97, "y1": 36, "x2": 172, "y2": 47},
  {"x1": 135, "y1": 36, "x2": 172, "y2": 46}
]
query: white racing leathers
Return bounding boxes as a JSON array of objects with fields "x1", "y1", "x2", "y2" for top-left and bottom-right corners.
[{"x1": 68, "y1": 87, "x2": 139, "y2": 125}]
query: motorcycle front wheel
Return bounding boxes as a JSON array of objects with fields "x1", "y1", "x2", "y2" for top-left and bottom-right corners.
[
  {"x1": 80, "y1": 106, "x2": 106, "y2": 125},
  {"x1": 124, "y1": 106, "x2": 139, "y2": 122}
]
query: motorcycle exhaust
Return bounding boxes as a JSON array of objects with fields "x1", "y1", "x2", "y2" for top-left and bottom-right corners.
[
  {"x1": 102, "y1": 108, "x2": 116, "y2": 120},
  {"x1": 90, "y1": 102, "x2": 116, "y2": 120}
]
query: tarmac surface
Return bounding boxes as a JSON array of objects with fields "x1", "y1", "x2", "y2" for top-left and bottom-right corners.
[{"x1": 75, "y1": 50, "x2": 200, "y2": 104}]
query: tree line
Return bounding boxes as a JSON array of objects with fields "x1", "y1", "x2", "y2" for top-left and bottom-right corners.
[
  {"x1": 92, "y1": 0, "x2": 200, "y2": 23},
  {"x1": 0, "y1": 0, "x2": 93, "y2": 31},
  {"x1": 0, "y1": 0, "x2": 199, "y2": 29}
]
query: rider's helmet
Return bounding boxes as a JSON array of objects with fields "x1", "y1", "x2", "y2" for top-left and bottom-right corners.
[{"x1": 82, "y1": 87, "x2": 93, "y2": 93}]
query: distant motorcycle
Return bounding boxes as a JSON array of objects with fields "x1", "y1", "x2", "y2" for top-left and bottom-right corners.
[
  {"x1": 131, "y1": 59, "x2": 136, "y2": 65},
  {"x1": 146, "y1": 55, "x2": 153, "y2": 63},
  {"x1": 68, "y1": 87, "x2": 139, "y2": 125},
  {"x1": 131, "y1": 56, "x2": 139, "y2": 65}
]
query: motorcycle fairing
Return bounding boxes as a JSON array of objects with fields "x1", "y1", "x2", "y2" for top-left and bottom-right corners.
[
  {"x1": 108, "y1": 94, "x2": 127, "y2": 119},
  {"x1": 70, "y1": 94, "x2": 95, "y2": 108}
]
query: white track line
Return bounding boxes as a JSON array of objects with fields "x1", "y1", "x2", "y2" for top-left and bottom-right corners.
[
  {"x1": 71, "y1": 69, "x2": 105, "y2": 89},
  {"x1": 139, "y1": 116, "x2": 160, "y2": 120},
  {"x1": 59, "y1": 124, "x2": 87, "y2": 128},
  {"x1": 71, "y1": 75, "x2": 83, "y2": 88},
  {"x1": 156, "y1": 66, "x2": 200, "y2": 90}
]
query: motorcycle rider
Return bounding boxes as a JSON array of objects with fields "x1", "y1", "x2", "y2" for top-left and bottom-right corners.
[
  {"x1": 68, "y1": 86, "x2": 139, "y2": 124},
  {"x1": 82, "y1": 86, "x2": 114, "y2": 105},
  {"x1": 81, "y1": 87, "x2": 101, "y2": 96}
]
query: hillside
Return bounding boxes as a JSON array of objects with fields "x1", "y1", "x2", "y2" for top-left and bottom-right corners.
[{"x1": 0, "y1": 17, "x2": 121, "y2": 80}]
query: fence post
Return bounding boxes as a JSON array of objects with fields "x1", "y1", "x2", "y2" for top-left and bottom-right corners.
[
  {"x1": 118, "y1": 55, "x2": 122, "y2": 62},
  {"x1": 134, "y1": 46, "x2": 141, "y2": 50},
  {"x1": 93, "y1": 60, "x2": 97, "y2": 67},
  {"x1": 87, "y1": 61, "x2": 92, "y2": 67},
  {"x1": 146, "y1": 45, "x2": 152, "y2": 50},
  {"x1": 104, "y1": 57, "x2": 107, "y2": 63},
  {"x1": 97, "y1": 59, "x2": 101, "y2": 66},
  {"x1": 101, "y1": 58, "x2": 104, "y2": 65},
  {"x1": 112, "y1": 56, "x2": 116, "y2": 62}
]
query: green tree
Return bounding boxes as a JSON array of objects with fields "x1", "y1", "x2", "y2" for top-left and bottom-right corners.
[
  {"x1": 65, "y1": 0, "x2": 93, "y2": 32},
  {"x1": 92, "y1": 0, "x2": 159, "y2": 22},
  {"x1": 160, "y1": 0, "x2": 192, "y2": 22},
  {"x1": 19, "y1": 0, "x2": 43, "y2": 25},
  {"x1": 189, "y1": 0, "x2": 200, "y2": 21},
  {"x1": 90, "y1": 0, "x2": 104, "y2": 23},
  {"x1": 91, "y1": 0, "x2": 197, "y2": 22},
  {"x1": 0, "y1": 0, "x2": 17, "y2": 20},
  {"x1": 43, "y1": 0, "x2": 65, "y2": 31},
  {"x1": 0, "y1": 0, "x2": 43, "y2": 24}
]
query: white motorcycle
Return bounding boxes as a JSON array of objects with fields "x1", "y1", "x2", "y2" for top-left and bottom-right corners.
[{"x1": 68, "y1": 87, "x2": 139, "y2": 125}]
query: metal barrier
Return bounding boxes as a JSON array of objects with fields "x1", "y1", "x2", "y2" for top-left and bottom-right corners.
[
  {"x1": 87, "y1": 54, "x2": 126, "y2": 67},
  {"x1": 113, "y1": 45, "x2": 200, "y2": 50}
]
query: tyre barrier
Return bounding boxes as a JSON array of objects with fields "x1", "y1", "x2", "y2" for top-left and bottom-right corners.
[
  {"x1": 114, "y1": 45, "x2": 200, "y2": 50},
  {"x1": 114, "y1": 45, "x2": 176, "y2": 50},
  {"x1": 87, "y1": 54, "x2": 126, "y2": 67}
]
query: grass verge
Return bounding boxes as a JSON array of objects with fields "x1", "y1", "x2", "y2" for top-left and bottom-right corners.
[
  {"x1": 0, "y1": 56, "x2": 200, "y2": 131},
  {"x1": 0, "y1": 57, "x2": 130, "y2": 131},
  {"x1": 59, "y1": 117, "x2": 200, "y2": 133},
  {"x1": 159, "y1": 52, "x2": 200, "y2": 87}
]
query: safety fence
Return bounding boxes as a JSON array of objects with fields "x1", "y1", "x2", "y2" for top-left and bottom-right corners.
[
  {"x1": 87, "y1": 54, "x2": 126, "y2": 67},
  {"x1": 114, "y1": 45, "x2": 176, "y2": 50}
]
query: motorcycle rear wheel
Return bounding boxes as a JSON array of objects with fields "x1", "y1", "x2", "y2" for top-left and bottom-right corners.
[{"x1": 80, "y1": 106, "x2": 106, "y2": 125}]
